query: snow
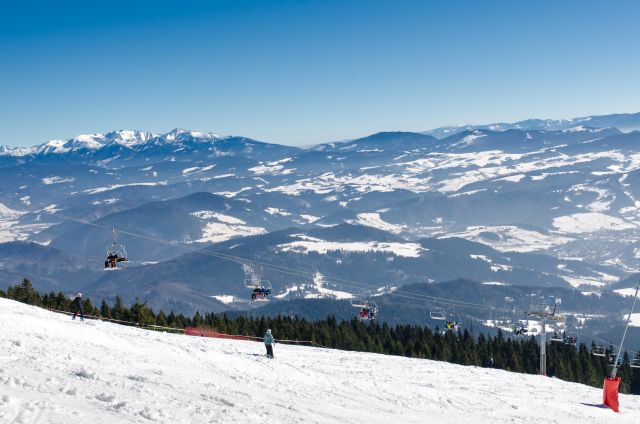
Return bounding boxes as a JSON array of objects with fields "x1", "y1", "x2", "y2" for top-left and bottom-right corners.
[
  {"x1": 531, "y1": 171, "x2": 579, "y2": 181},
  {"x1": 299, "y1": 214, "x2": 320, "y2": 223},
  {"x1": 443, "y1": 225, "x2": 572, "y2": 252},
  {"x1": 351, "y1": 213, "x2": 405, "y2": 234},
  {"x1": 568, "y1": 184, "x2": 615, "y2": 213},
  {"x1": 191, "y1": 211, "x2": 245, "y2": 225},
  {"x1": 279, "y1": 235, "x2": 424, "y2": 258},
  {"x1": 182, "y1": 165, "x2": 215, "y2": 175},
  {"x1": 248, "y1": 158, "x2": 293, "y2": 175},
  {"x1": 623, "y1": 313, "x2": 640, "y2": 327},
  {"x1": 84, "y1": 182, "x2": 167, "y2": 195},
  {"x1": 450, "y1": 131, "x2": 486, "y2": 148},
  {"x1": 190, "y1": 209, "x2": 265, "y2": 243},
  {"x1": 266, "y1": 172, "x2": 431, "y2": 196},
  {"x1": 195, "y1": 222, "x2": 266, "y2": 244},
  {"x1": 92, "y1": 198, "x2": 119, "y2": 206},
  {"x1": 42, "y1": 176, "x2": 75, "y2": 185},
  {"x1": 614, "y1": 288, "x2": 640, "y2": 297},
  {"x1": 211, "y1": 295, "x2": 236, "y2": 304},
  {"x1": 1, "y1": 298, "x2": 639, "y2": 424},
  {"x1": 265, "y1": 207, "x2": 292, "y2": 216},
  {"x1": 561, "y1": 275, "x2": 607, "y2": 288},
  {"x1": 0, "y1": 203, "x2": 23, "y2": 219},
  {"x1": 214, "y1": 187, "x2": 252, "y2": 198},
  {"x1": 304, "y1": 272, "x2": 354, "y2": 300},
  {"x1": 0, "y1": 203, "x2": 49, "y2": 242},
  {"x1": 552, "y1": 213, "x2": 636, "y2": 233},
  {"x1": 496, "y1": 174, "x2": 525, "y2": 183}
]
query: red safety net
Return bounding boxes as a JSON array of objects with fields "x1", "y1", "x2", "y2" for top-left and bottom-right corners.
[
  {"x1": 183, "y1": 327, "x2": 260, "y2": 342},
  {"x1": 603, "y1": 376, "x2": 621, "y2": 412}
]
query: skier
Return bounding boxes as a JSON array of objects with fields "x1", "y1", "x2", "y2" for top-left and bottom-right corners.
[
  {"x1": 512, "y1": 325, "x2": 527, "y2": 336},
  {"x1": 71, "y1": 293, "x2": 84, "y2": 321},
  {"x1": 264, "y1": 329, "x2": 275, "y2": 358},
  {"x1": 359, "y1": 307, "x2": 369, "y2": 319},
  {"x1": 453, "y1": 321, "x2": 461, "y2": 332}
]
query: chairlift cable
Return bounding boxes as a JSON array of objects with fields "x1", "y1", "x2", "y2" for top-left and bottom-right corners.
[{"x1": 33, "y1": 209, "x2": 568, "y2": 318}]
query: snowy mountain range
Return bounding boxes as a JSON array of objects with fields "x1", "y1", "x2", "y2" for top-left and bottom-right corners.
[{"x1": 2, "y1": 111, "x2": 640, "y2": 320}]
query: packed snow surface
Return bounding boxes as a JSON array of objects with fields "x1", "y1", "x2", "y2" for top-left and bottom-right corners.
[{"x1": 1, "y1": 299, "x2": 639, "y2": 423}]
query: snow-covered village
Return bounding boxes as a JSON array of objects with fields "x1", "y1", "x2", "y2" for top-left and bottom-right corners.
[{"x1": 2, "y1": 1, "x2": 640, "y2": 423}]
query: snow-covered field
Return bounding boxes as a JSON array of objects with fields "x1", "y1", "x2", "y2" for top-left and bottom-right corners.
[{"x1": 1, "y1": 298, "x2": 639, "y2": 424}]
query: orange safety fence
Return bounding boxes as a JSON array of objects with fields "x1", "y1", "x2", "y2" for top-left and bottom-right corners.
[{"x1": 184, "y1": 327, "x2": 261, "y2": 341}]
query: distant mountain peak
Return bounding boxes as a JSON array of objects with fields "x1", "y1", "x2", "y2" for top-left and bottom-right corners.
[{"x1": 424, "y1": 112, "x2": 640, "y2": 138}]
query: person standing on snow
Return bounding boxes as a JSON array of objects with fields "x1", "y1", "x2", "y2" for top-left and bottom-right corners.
[
  {"x1": 71, "y1": 293, "x2": 84, "y2": 321},
  {"x1": 264, "y1": 329, "x2": 275, "y2": 358}
]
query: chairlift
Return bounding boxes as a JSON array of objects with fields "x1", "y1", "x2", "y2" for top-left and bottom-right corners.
[
  {"x1": 353, "y1": 298, "x2": 378, "y2": 321},
  {"x1": 511, "y1": 321, "x2": 529, "y2": 336},
  {"x1": 564, "y1": 333, "x2": 578, "y2": 346},
  {"x1": 104, "y1": 228, "x2": 128, "y2": 269},
  {"x1": 591, "y1": 346, "x2": 606, "y2": 357},
  {"x1": 242, "y1": 264, "x2": 272, "y2": 301},
  {"x1": 631, "y1": 351, "x2": 640, "y2": 369},
  {"x1": 250, "y1": 280, "x2": 272, "y2": 301},
  {"x1": 243, "y1": 263, "x2": 262, "y2": 289},
  {"x1": 430, "y1": 306, "x2": 447, "y2": 321},
  {"x1": 550, "y1": 331, "x2": 564, "y2": 343}
]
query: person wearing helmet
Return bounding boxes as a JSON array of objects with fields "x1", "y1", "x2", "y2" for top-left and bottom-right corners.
[
  {"x1": 71, "y1": 293, "x2": 84, "y2": 321},
  {"x1": 264, "y1": 329, "x2": 275, "y2": 358}
]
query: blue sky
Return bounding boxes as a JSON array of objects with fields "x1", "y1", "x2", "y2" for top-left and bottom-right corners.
[{"x1": 1, "y1": 0, "x2": 639, "y2": 147}]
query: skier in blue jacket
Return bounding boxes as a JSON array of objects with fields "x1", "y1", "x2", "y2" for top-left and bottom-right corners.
[{"x1": 264, "y1": 329, "x2": 275, "y2": 358}]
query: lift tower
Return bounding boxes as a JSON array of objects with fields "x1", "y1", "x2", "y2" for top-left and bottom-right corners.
[{"x1": 526, "y1": 303, "x2": 564, "y2": 376}]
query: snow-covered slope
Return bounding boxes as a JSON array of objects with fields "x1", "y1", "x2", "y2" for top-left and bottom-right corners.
[{"x1": 1, "y1": 298, "x2": 638, "y2": 424}]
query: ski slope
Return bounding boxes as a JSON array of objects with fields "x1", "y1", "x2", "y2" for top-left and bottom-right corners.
[{"x1": 1, "y1": 298, "x2": 639, "y2": 424}]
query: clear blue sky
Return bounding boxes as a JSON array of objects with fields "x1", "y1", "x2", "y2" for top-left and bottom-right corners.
[{"x1": 1, "y1": 0, "x2": 639, "y2": 147}]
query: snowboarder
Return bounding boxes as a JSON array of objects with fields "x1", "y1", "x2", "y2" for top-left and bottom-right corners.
[
  {"x1": 264, "y1": 329, "x2": 275, "y2": 358},
  {"x1": 71, "y1": 293, "x2": 84, "y2": 321}
]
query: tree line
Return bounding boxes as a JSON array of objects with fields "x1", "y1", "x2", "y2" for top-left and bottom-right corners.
[{"x1": 2, "y1": 278, "x2": 639, "y2": 394}]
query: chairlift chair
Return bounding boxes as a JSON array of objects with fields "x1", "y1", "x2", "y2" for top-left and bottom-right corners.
[
  {"x1": 550, "y1": 331, "x2": 564, "y2": 343},
  {"x1": 511, "y1": 321, "x2": 528, "y2": 336},
  {"x1": 354, "y1": 299, "x2": 378, "y2": 321},
  {"x1": 564, "y1": 333, "x2": 578, "y2": 346},
  {"x1": 243, "y1": 264, "x2": 262, "y2": 288},
  {"x1": 250, "y1": 280, "x2": 272, "y2": 301},
  {"x1": 430, "y1": 307, "x2": 447, "y2": 321},
  {"x1": 104, "y1": 228, "x2": 128, "y2": 269},
  {"x1": 591, "y1": 346, "x2": 606, "y2": 357}
]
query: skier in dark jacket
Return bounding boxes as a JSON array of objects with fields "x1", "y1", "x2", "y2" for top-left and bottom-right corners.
[
  {"x1": 264, "y1": 329, "x2": 275, "y2": 358},
  {"x1": 71, "y1": 293, "x2": 84, "y2": 321}
]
